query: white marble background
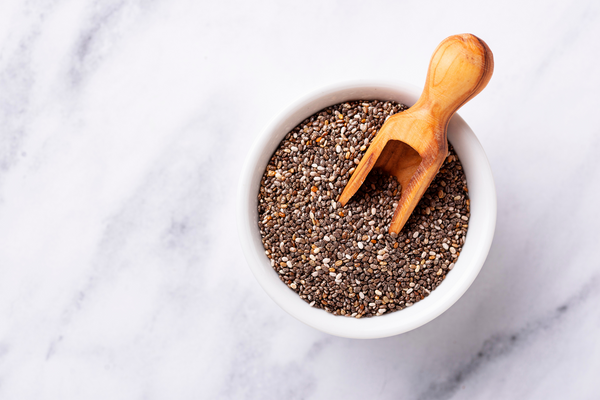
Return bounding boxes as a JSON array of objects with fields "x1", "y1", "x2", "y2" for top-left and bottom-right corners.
[{"x1": 1, "y1": 0, "x2": 599, "y2": 398}]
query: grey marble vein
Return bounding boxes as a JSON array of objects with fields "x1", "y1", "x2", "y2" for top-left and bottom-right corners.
[
  {"x1": 418, "y1": 277, "x2": 599, "y2": 400},
  {"x1": 1, "y1": 0, "x2": 600, "y2": 398}
]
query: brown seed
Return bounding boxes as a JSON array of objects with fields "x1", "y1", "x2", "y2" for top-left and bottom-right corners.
[{"x1": 257, "y1": 100, "x2": 468, "y2": 318}]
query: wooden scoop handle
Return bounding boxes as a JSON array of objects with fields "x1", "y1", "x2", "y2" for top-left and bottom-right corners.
[{"x1": 413, "y1": 34, "x2": 494, "y2": 128}]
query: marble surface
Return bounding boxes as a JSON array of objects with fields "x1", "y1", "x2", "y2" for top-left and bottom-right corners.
[{"x1": 1, "y1": 0, "x2": 599, "y2": 398}]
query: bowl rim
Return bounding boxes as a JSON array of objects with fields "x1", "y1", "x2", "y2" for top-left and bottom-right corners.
[{"x1": 237, "y1": 80, "x2": 496, "y2": 339}]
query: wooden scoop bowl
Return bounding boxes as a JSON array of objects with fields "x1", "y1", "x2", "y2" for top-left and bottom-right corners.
[{"x1": 339, "y1": 34, "x2": 494, "y2": 234}]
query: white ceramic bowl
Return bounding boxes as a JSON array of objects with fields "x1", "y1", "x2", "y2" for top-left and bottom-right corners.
[{"x1": 237, "y1": 81, "x2": 496, "y2": 339}]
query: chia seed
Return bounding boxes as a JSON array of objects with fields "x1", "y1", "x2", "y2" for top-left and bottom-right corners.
[{"x1": 257, "y1": 100, "x2": 470, "y2": 318}]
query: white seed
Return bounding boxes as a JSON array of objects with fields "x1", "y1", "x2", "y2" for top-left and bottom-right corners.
[{"x1": 375, "y1": 290, "x2": 382, "y2": 296}]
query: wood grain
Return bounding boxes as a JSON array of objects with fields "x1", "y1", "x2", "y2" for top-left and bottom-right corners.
[{"x1": 339, "y1": 34, "x2": 494, "y2": 233}]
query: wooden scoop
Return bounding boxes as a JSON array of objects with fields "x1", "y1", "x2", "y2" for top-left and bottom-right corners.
[{"x1": 339, "y1": 34, "x2": 494, "y2": 234}]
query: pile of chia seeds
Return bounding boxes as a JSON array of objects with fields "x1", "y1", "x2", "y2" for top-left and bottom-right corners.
[{"x1": 257, "y1": 100, "x2": 470, "y2": 318}]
